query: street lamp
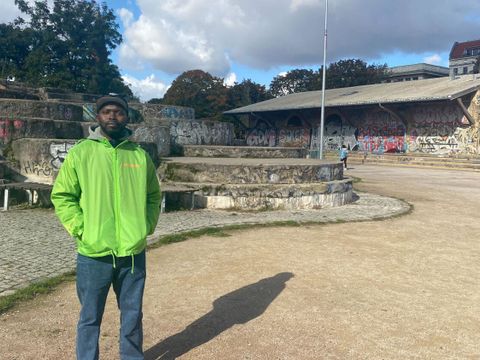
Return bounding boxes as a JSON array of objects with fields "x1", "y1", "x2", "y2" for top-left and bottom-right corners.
[{"x1": 318, "y1": 0, "x2": 328, "y2": 159}]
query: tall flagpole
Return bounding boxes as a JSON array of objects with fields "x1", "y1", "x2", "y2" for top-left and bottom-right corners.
[{"x1": 318, "y1": 0, "x2": 328, "y2": 159}]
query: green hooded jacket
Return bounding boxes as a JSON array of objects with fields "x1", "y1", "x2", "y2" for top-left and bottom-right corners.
[{"x1": 51, "y1": 126, "x2": 161, "y2": 258}]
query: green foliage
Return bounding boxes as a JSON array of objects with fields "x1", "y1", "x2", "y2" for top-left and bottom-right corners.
[
  {"x1": 147, "y1": 98, "x2": 164, "y2": 104},
  {"x1": 227, "y1": 79, "x2": 272, "y2": 109},
  {"x1": 163, "y1": 69, "x2": 229, "y2": 119},
  {"x1": 269, "y1": 69, "x2": 319, "y2": 97},
  {"x1": 268, "y1": 59, "x2": 389, "y2": 97},
  {"x1": 0, "y1": 0, "x2": 132, "y2": 96},
  {"x1": 326, "y1": 59, "x2": 389, "y2": 89}
]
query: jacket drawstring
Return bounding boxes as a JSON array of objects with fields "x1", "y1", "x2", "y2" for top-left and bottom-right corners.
[
  {"x1": 110, "y1": 250, "x2": 135, "y2": 273},
  {"x1": 111, "y1": 251, "x2": 116, "y2": 269}
]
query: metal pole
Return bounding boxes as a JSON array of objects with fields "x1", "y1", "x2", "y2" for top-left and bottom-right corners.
[{"x1": 318, "y1": 0, "x2": 328, "y2": 159}]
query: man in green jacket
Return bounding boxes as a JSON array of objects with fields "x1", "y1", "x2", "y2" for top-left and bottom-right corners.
[{"x1": 51, "y1": 94, "x2": 161, "y2": 360}]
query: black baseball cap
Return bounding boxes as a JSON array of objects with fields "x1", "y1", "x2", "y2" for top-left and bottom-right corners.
[{"x1": 96, "y1": 94, "x2": 128, "y2": 113}]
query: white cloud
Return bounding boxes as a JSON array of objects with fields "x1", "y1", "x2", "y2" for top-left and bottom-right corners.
[
  {"x1": 290, "y1": 0, "x2": 320, "y2": 11},
  {"x1": 122, "y1": 74, "x2": 170, "y2": 102},
  {"x1": 423, "y1": 54, "x2": 442, "y2": 65},
  {"x1": 0, "y1": 1, "x2": 21, "y2": 23},
  {"x1": 118, "y1": 8, "x2": 134, "y2": 28},
  {"x1": 278, "y1": 72, "x2": 288, "y2": 77},
  {"x1": 224, "y1": 72, "x2": 237, "y2": 87},
  {"x1": 119, "y1": 0, "x2": 480, "y2": 77}
]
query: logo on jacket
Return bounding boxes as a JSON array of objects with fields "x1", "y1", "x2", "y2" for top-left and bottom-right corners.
[{"x1": 122, "y1": 163, "x2": 141, "y2": 168}]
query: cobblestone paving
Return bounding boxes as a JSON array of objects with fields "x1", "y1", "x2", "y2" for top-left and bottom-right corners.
[{"x1": 0, "y1": 193, "x2": 409, "y2": 297}]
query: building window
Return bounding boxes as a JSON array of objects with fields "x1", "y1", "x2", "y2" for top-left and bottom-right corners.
[
  {"x1": 412, "y1": 77, "x2": 418, "y2": 80},
  {"x1": 463, "y1": 66, "x2": 468, "y2": 74},
  {"x1": 454, "y1": 68, "x2": 458, "y2": 75}
]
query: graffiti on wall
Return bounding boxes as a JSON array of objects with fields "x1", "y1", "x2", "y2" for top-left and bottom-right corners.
[
  {"x1": 246, "y1": 128, "x2": 276, "y2": 146},
  {"x1": 170, "y1": 120, "x2": 233, "y2": 147},
  {"x1": 324, "y1": 115, "x2": 357, "y2": 151},
  {"x1": 407, "y1": 104, "x2": 469, "y2": 154},
  {"x1": 83, "y1": 104, "x2": 96, "y2": 122},
  {"x1": 58, "y1": 104, "x2": 73, "y2": 120},
  {"x1": 160, "y1": 106, "x2": 194, "y2": 120},
  {"x1": 352, "y1": 111, "x2": 406, "y2": 153},
  {"x1": 49, "y1": 142, "x2": 74, "y2": 169},
  {"x1": 0, "y1": 118, "x2": 24, "y2": 141},
  {"x1": 278, "y1": 128, "x2": 310, "y2": 147},
  {"x1": 23, "y1": 160, "x2": 53, "y2": 177}
]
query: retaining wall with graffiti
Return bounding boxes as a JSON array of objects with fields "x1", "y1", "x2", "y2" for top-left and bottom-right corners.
[
  {"x1": 242, "y1": 98, "x2": 480, "y2": 155},
  {"x1": 0, "y1": 99, "x2": 83, "y2": 121},
  {"x1": 10, "y1": 139, "x2": 78, "y2": 183},
  {"x1": 170, "y1": 119, "x2": 234, "y2": 154},
  {"x1": 0, "y1": 118, "x2": 84, "y2": 146},
  {"x1": 407, "y1": 104, "x2": 470, "y2": 154}
]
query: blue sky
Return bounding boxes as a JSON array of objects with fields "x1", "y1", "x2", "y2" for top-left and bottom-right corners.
[{"x1": 2, "y1": 0, "x2": 480, "y2": 101}]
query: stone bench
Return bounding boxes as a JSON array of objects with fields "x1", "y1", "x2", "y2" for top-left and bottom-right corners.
[
  {"x1": 160, "y1": 183, "x2": 200, "y2": 213},
  {"x1": 1, "y1": 181, "x2": 53, "y2": 211}
]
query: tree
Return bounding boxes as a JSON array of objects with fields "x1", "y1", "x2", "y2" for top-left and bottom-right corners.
[
  {"x1": 0, "y1": 0, "x2": 132, "y2": 96},
  {"x1": 227, "y1": 79, "x2": 272, "y2": 109},
  {"x1": 269, "y1": 69, "x2": 318, "y2": 97},
  {"x1": 267, "y1": 60, "x2": 388, "y2": 97},
  {"x1": 0, "y1": 23, "x2": 33, "y2": 80},
  {"x1": 163, "y1": 70, "x2": 228, "y2": 119},
  {"x1": 326, "y1": 59, "x2": 388, "y2": 89}
]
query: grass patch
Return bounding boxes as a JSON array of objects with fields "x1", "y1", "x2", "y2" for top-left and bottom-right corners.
[
  {"x1": 0, "y1": 271, "x2": 76, "y2": 315},
  {"x1": 149, "y1": 220, "x2": 302, "y2": 249}
]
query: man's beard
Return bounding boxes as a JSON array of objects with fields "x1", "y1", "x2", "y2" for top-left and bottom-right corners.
[{"x1": 100, "y1": 124, "x2": 125, "y2": 140}]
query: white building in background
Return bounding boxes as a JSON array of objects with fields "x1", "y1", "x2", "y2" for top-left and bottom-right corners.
[{"x1": 449, "y1": 39, "x2": 480, "y2": 77}]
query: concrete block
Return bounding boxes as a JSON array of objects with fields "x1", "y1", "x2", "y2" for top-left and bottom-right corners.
[
  {"x1": 130, "y1": 124, "x2": 171, "y2": 157},
  {"x1": 183, "y1": 145, "x2": 308, "y2": 158},
  {"x1": 0, "y1": 99, "x2": 83, "y2": 121},
  {"x1": 169, "y1": 120, "x2": 234, "y2": 154},
  {"x1": 11, "y1": 138, "x2": 78, "y2": 184},
  {"x1": 163, "y1": 159, "x2": 343, "y2": 184},
  {"x1": 0, "y1": 118, "x2": 84, "y2": 145}
]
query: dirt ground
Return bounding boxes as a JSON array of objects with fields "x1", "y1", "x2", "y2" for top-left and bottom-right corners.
[{"x1": 1, "y1": 165, "x2": 480, "y2": 359}]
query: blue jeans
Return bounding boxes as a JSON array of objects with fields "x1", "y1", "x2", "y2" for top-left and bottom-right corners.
[{"x1": 76, "y1": 251, "x2": 146, "y2": 360}]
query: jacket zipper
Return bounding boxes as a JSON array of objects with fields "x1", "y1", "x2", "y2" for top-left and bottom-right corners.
[
  {"x1": 113, "y1": 140, "x2": 128, "y2": 256},
  {"x1": 113, "y1": 142, "x2": 120, "y2": 254}
]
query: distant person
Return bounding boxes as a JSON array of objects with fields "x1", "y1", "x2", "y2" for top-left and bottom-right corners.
[
  {"x1": 51, "y1": 94, "x2": 161, "y2": 360},
  {"x1": 339, "y1": 144, "x2": 349, "y2": 170}
]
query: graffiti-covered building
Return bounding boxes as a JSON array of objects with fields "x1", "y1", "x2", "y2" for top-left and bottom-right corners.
[{"x1": 224, "y1": 75, "x2": 480, "y2": 156}]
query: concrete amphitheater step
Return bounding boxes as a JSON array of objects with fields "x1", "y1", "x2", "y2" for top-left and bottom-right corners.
[
  {"x1": 324, "y1": 152, "x2": 480, "y2": 171},
  {"x1": 161, "y1": 157, "x2": 344, "y2": 184},
  {"x1": 183, "y1": 145, "x2": 308, "y2": 158},
  {"x1": 0, "y1": 118, "x2": 87, "y2": 143},
  {"x1": 0, "y1": 99, "x2": 85, "y2": 121},
  {"x1": 162, "y1": 178, "x2": 354, "y2": 211}
]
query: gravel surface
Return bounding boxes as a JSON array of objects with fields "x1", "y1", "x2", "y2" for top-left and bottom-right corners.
[
  {"x1": 5, "y1": 165, "x2": 479, "y2": 359},
  {"x1": 0, "y1": 190, "x2": 407, "y2": 297}
]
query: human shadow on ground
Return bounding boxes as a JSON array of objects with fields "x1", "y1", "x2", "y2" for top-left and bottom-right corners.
[{"x1": 145, "y1": 272, "x2": 294, "y2": 360}]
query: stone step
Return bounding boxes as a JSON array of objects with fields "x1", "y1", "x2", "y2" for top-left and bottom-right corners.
[
  {"x1": 164, "y1": 178, "x2": 353, "y2": 211},
  {"x1": 0, "y1": 99, "x2": 84, "y2": 121},
  {"x1": 183, "y1": 145, "x2": 307, "y2": 158},
  {"x1": 0, "y1": 118, "x2": 86, "y2": 144},
  {"x1": 166, "y1": 180, "x2": 352, "y2": 196},
  {"x1": 324, "y1": 152, "x2": 480, "y2": 170},
  {"x1": 10, "y1": 138, "x2": 160, "y2": 184},
  {"x1": 161, "y1": 157, "x2": 343, "y2": 184},
  {"x1": 0, "y1": 160, "x2": 22, "y2": 181}
]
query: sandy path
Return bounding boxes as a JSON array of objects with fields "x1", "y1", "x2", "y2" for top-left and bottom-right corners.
[{"x1": 1, "y1": 165, "x2": 480, "y2": 359}]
